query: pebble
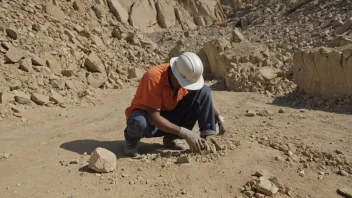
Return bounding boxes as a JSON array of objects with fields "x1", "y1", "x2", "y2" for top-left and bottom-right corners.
[
  {"x1": 278, "y1": 108, "x2": 285, "y2": 113},
  {"x1": 318, "y1": 171, "x2": 324, "y2": 176},
  {"x1": 299, "y1": 170, "x2": 305, "y2": 177},
  {"x1": 245, "y1": 110, "x2": 256, "y2": 117},
  {"x1": 338, "y1": 170, "x2": 349, "y2": 176},
  {"x1": 129, "y1": 181, "x2": 135, "y2": 185},
  {"x1": 288, "y1": 151, "x2": 293, "y2": 156}
]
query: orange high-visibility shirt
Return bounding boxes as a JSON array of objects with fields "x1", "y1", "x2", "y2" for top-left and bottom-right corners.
[{"x1": 125, "y1": 64, "x2": 188, "y2": 119}]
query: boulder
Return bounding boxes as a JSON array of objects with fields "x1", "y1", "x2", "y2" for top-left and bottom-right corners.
[
  {"x1": 88, "y1": 147, "x2": 116, "y2": 173},
  {"x1": 31, "y1": 93, "x2": 49, "y2": 105},
  {"x1": 85, "y1": 52, "x2": 106, "y2": 73},
  {"x1": 292, "y1": 45, "x2": 352, "y2": 99},
  {"x1": 87, "y1": 73, "x2": 107, "y2": 88},
  {"x1": 4, "y1": 48, "x2": 24, "y2": 63},
  {"x1": 156, "y1": 1, "x2": 176, "y2": 28},
  {"x1": 254, "y1": 177, "x2": 279, "y2": 196},
  {"x1": 128, "y1": 0, "x2": 158, "y2": 30},
  {"x1": 106, "y1": 0, "x2": 128, "y2": 23}
]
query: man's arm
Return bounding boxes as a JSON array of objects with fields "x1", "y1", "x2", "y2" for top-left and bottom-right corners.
[{"x1": 147, "y1": 107, "x2": 181, "y2": 135}]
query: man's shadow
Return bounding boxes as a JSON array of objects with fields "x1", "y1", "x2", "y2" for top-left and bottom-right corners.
[{"x1": 59, "y1": 139, "x2": 165, "y2": 160}]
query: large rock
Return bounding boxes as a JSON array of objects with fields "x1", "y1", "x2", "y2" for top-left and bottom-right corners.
[
  {"x1": 19, "y1": 58, "x2": 33, "y2": 72},
  {"x1": 45, "y1": 4, "x2": 67, "y2": 23},
  {"x1": 88, "y1": 147, "x2": 116, "y2": 173},
  {"x1": 87, "y1": 73, "x2": 107, "y2": 88},
  {"x1": 156, "y1": 1, "x2": 176, "y2": 29},
  {"x1": 85, "y1": 53, "x2": 106, "y2": 73},
  {"x1": 128, "y1": 0, "x2": 158, "y2": 30},
  {"x1": 292, "y1": 45, "x2": 352, "y2": 99},
  {"x1": 107, "y1": 0, "x2": 128, "y2": 23},
  {"x1": 4, "y1": 48, "x2": 24, "y2": 63},
  {"x1": 254, "y1": 177, "x2": 279, "y2": 196}
]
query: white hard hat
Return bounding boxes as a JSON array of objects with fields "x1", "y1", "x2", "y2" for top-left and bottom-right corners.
[{"x1": 170, "y1": 52, "x2": 204, "y2": 90}]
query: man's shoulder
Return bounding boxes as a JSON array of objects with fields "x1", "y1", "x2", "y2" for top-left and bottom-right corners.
[{"x1": 144, "y1": 63, "x2": 170, "y2": 80}]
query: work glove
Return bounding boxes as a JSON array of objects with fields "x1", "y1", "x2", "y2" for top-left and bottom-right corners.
[
  {"x1": 216, "y1": 115, "x2": 226, "y2": 135},
  {"x1": 178, "y1": 127, "x2": 207, "y2": 152}
]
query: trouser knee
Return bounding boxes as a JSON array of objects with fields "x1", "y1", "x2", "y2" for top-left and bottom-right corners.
[{"x1": 125, "y1": 115, "x2": 148, "y2": 140}]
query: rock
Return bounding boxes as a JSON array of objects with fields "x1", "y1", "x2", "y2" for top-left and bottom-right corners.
[
  {"x1": 106, "y1": 0, "x2": 128, "y2": 23},
  {"x1": 0, "y1": 92, "x2": 14, "y2": 105},
  {"x1": 31, "y1": 55, "x2": 46, "y2": 66},
  {"x1": 245, "y1": 110, "x2": 256, "y2": 117},
  {"x1": 46, "y1": 59, "x2": 62, "y2": 76},
  {"x1": 176, "y1": 155, "x2": 191, "y2": 164},
  {"x1": 45, "y1": 4, "x2": 67, "y2": 23},
  {"x1": 87, "y1": 73, "x2": 107, "y2": 88},
  {"x1": 233, "y1": 29, "x2": 245, "y2": 43},
  {"x1": 335, "y1": 17, "x2": 352, "y2": 35},
  {"x1": 338, "y1": 170, "x2": 349, "y2": 176},
  {"x1": 155, "y1": 1, "x2": 176, "y2": 28},
  {"x1": 288, "y1": 150, "x2": 294, "y2": 156},
  {"x1": 128, "y1": 0, "x2": 158, "y2": 30},
  {"x1": 337, "y1": 187, "x2": 352, "y2": 198},
  {"x1": 49, "y1": 91, "x2": 64, "y2": 104},
  {"x1": 31, "y1": 93, "x2": 49, "y2": 105},
  {"x1": 88, "y1": 147, "x2": 116, "y2": 173},
  {"x1": 85, "y1": 52, "x2": 106, "y2": 73},
  {"x1": 51, "y1": 78, "x2": 66, "y2": 89},
  {"x1": 278, "y1": 108, "x2": 285, "y2": 113},
  {"x1": 195, "y1": 16, "x2": 206, "y2": 26},
  {"x1": 69, "y1": 158, "x2": 79, "y2": 164},
  {"x1": 254, "y1": 169, "x2": 275, "y2": 179},
  {"x1": 14, "y1": 91, "x2": 31, "y2": 104},
  {"x1": 299, "y1": 170, "x2": 305, "y2": 177},
  {"x1": 4, "y1": 48, "x2": 24, "y2": 63},
  {"x1": 318, "y1": 171, "x2": 324, "y2": 175},
  {"x1": 254, "y1": 177, "x2": 279, "y2": 196},
  {"x1": 65, "y1": 80, "x2": 74, "y2": 89},
  {"x1": 19, "y1": 58, "x2": 33, "y2": 72},
  {"x1": 255, "y1": 193, "x2": 265, "y2": 198},
  {"x1": 1, "y1": 42, "x2": 12, "y2": 50},
  {"x1": 61, "y1": 69, "x2": 74, "y2": 77},
  {"x1": 8, "y1": 104, "x2": 23, "y2": 113},
  {"x1": 257, "y1": 110, "x2": 273, "y2": 117},
  {"x1": 128, "y1": 67, "x2": 144, "y2": 79},
  {"x1": 6, "y1": 28, "x2": 18, "y2": 40},
  {"x1": 73, "y1": 0, "x2": 83, "y2": 11},
  {"x1": 255, "y1": 67, "x2": 281, "y2": 82},
  {"x1": 0, "y1": 152, "x2": 11, "y2": 160},
  {"x1": 32, "y1": 24, "x2": 40, "y2": 31}
]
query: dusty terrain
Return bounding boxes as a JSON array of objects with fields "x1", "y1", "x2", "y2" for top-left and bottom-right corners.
[{"x1": 1, "y1": 86, "x2": 351, "y2": 198}]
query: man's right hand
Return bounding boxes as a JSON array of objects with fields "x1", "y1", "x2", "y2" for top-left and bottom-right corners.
[{"x1": 178, "y1": 127, "x2": 207, "y2": 152}]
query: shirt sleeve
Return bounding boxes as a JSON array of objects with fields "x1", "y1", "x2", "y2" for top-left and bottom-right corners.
[{"x1": 140, "y1": 78, "x2": 162, "y2": 109}]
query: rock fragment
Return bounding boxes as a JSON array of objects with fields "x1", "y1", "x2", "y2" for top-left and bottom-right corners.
[
  {"x1": 87, "y1": 73, "x2": 107, "y2": 88},
  {"x1": 337, "y1": 187, "x2": 352, "y2": 198},
  {"x1": 49, "y1": 91, "x2": 64, "y2": 104},
  {"x1": 245, "y1": 110, "x2": 256, "y2": 117},
  {"x1": 88, "y1": 147, "x2": 116, "y2": 173},
  {"x1": 4, "y1": 48, "x2": 24, "y2": 63},
  {"x1": 232, "y1": 29, "x2": 245, "y2": 43},
  {"x1": 31, "y1": 93, "x2": 49, "y2": 105},
  {"x1": 6, "y1": 28, "x2": 18, "y2": 40},
  {"x1": 31, "y1": 55, "x2": 46, "y2": 66},
  {"x1": 85, "y1": 52, "x2": 106, "y2": 73},
  {"x1": 128, "y1": 67, "x2": 144, "y2": 79},
  {"x1": 254, "y1": 177, "x2": 278, "y2": 196},
  {"x1": 338, "y1": 170, "x2": 349, "y2": 176},
  {"x1": 14, "y1": 91, "x2": 31, "y2": 104},
  {"x1": 46, "y1": 59, "x2": 62, "y2": 76},
  {"x1": 19, "y1": 58, "x2": 33, "y2": 72},
  {"x1": 176, "y1": 155, "x2": 191, "y2": 164}
]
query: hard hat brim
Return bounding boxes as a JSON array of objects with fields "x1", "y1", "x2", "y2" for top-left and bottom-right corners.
[{"x1": 170, "y1": 57, "x2": 204, "y2": 90}]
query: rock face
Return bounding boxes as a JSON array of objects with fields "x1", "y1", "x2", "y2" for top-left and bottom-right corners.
[
  {"x1": 107, "y1": 0, "x2": 129, "y2": 23},
  {"x1": 156, "y1": 1, "x2": 176, "y2": 29},
  {"x1": 89, "y1": 147, "x2": 116, "y2": 173},
  {"x1": 292, "y1": 45, "x2": 352, "y2": 99},
  {"x1": 129, "y1": 0, "x2": 158, "y2": 31}
]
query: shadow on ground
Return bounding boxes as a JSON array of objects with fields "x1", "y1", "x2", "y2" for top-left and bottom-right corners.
[
  {"x1": 269, "y1": 92, "x2": 352, "y2": 115},
  {"x1": 60, "y1": 139, "x2": 165, "y2": 160}
]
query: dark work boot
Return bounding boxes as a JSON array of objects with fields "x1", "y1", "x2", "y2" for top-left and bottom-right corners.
[
  {"x1": 162, "y1": 135, "x2": 189, "y2": 150},
  {"x1": 124, "y1": 141, "x2": 139, "y2": 157}
]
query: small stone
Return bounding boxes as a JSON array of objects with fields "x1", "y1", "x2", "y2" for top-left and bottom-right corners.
[
  {"x1": 338, "y1": 170, "x2": 349, "y2": 176},
  {"x1": 128, "y1": 67, "x2": 144, "y2": 79},
  {"x1": 19, "y1": 58, "x2": 33, "y2": 72},
  {"x1": 51, "y1": 79, "x2": 66, "y2": 89},
  {"x1": 299, "y1": 170, "x2": 305, "y2": 177},
  {"x1": 121, "y1": 173, "x2": 129, "y2": 178},
  {"x1": 69, "y1": 158, "x2": 79, "y2": 164},
  {"x1": 255, "y1": 193, "x2": 265, "y2": 198},
  {"x1": 0, "y1": 152, "x2": 11, "y2": 159},
  {"x1": 129, "y1": 181, "x2": 135, "y2": 185},
  {"x1": 1, "y1": 92, "x2": 15, "y2": 105},
  {"x1": 85, "y1": 52, "x2": 106, "y2": 73},
  {"x1": 318, "y1": 171, "x2": 324, "y2": 176},
  {"x1": 46, "y1": 59, "x2": 62, "y2": 76},
  {"x1": 4, "y1": 48, "x2": 24, "y2": 63},
  {"x1": 278, "y1": 108, "x2": 285, "y2": 113},
  {"x1": 176, "y1": 155, "x2": 191, "y2": 164},
  {"x1": 288, "y1": 151, "x2": 293, "y2": 156},
  {"x1": 6, "y1": 28, "x2": 18, "y2": 40},
  {"x1": 1, "y1": 42, "x2": 12, "y2": 50},
  {"x1": 31, "y1": 55, "x2": 46, "y2": 66},
  {"x1": 274, "y1": 156, "x2": 282, "y2": 161},
  {"x1": 8, "y1": 104, "x2": 23, "y2": 113},
  {"x1": 88, "y1": 147, "x2": 116, "y2": 173},
  {"x1": 87, "y1": 73, "x2": 107, "y2": 88},
  {"x1": 181, "y1": 189, "x2": 186, "y2": 194},
  {"x1": 61, "y1": 69, "x2": 74, "y2": 77},
  {"x1": 65, "y1": 80, "x2": 74, "y2": 89},
  {"x1": 245, "y1": 110, "x2": 256, "y2": 117},
  {"x1": 32, "y1": 24, "x2": 40, "y2": 31},
  {"x1": 300, "y1": 109, "x2": 306, "y2": 113},
  {"x1": 31, "y1": 93, "x2": 49, "y2": 105}
]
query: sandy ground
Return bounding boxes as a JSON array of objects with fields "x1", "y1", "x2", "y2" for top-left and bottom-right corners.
[{"x1": 0, "y1": 87, "x2": 351, "y2": 198}]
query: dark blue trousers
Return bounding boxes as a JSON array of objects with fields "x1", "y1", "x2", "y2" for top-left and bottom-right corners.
[{"x1": 124, "y1": 85, "x2": 216, "y2": 145}]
